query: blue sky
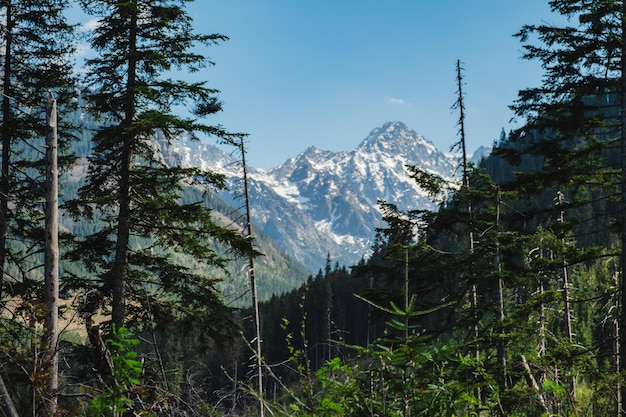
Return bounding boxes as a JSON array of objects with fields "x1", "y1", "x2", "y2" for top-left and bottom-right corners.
[
  {"x1": 189, "y1": 1, "x2": 569, "y2": 168},
  {"x1": 80, "y1": 1, "x2": 561, "y2": 168}
]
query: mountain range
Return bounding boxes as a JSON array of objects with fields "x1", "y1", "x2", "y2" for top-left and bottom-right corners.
[{"x1": 157, "y1": 121, "x2": 489, "y2": 272}]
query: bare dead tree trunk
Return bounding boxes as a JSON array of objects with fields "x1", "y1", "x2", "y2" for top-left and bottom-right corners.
[
  {"x1": 454, "y1": 59, "x2": 480, "y2": 403},
  {"x1": 614, "y1": 258, "x2": 621, "y2": 416},
  {"x1": 555, "y1": 191, "x2": 576, "y2": 401},
  {"x1": 529, "y1": 243, "x2": 547, "y2": 384},
  {"x1": 616, "y1": 2, "x2": 626, "y2": 416},
  {"x1": 520, "y1": 355, "x2": 551, "y2": 416},
  {"x1": 43, "y1": 93, "x2": 59, "y2": 416},
  {"x1": 0, "y1": 369, "x2": 18, "y2": 417},
  {"x1": 531, "y1": 244, "x2": 547, "y2": 360},
  {"x1": 240, "y1": 138, "x2": 264, "y2": 417},
  {"x1": 495, "y1": 186, "x2": 507, "y2": 389}
]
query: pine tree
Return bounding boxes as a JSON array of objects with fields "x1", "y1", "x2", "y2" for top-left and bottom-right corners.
[{"x1": 69, "y1": 0, "x2": 257, "y2": 384}]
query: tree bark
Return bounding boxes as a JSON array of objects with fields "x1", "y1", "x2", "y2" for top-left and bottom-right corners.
[
  {"x1": 455, "y1": 59, "x2": 480, "y2": 403},
  {"x1": 112, "y1": 0, "x2": 138, "y2": 329},
  {"x1": 616, "y1": 2, "x2": 626, "y2": 417},
  {"x1": 520, "y1": 355, "x2": 551, "y2": 416},
  {"x1": 495, "y1": 187, "x2": 507, "y2": 389},
  {"x1": 241, "y1": 138, "x2": 264, "y2": 417},
  {"x1": 0, "y1": 371, "x2": 18, "y2": 417},
  {"x1": 43, "y1": 93, "x2": 59, "y2": 416}
]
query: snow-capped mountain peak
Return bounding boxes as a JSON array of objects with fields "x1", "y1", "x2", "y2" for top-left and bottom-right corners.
[
  {"x1": 157, "y1": 122, "x2": 469, "y2": 270},
  {"x1": 358, "y1": 121, "x2": 437, "y2": 157}
]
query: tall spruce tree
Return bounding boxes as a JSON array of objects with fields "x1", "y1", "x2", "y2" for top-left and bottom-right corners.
[
  {"x1": 0, "y1": 0, "x2": 76, "y2": 298},
  {"x1": 0, "y1": 2, "x2": 76, "y2": 415},
  {"x1": 497, "y1": 0, "x2": 626, "y2": 413},
  {"x1": 71, "y1": 0, "x2": 255, "y2": 357}
]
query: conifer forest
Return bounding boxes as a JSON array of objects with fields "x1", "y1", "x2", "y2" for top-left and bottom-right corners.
[{"x1": 5, "y1": 0, "x2": 626, "y2": 416}]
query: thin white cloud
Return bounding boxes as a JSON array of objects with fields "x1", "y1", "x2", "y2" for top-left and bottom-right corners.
[
  {"x1": 386, "y1": 96, "x2": 407, "y2": 105},
  {"x1": 81, "y1": 18, "x2": 101, "y2": 31}
]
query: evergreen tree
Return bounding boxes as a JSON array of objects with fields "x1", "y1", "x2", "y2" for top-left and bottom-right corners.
[
  {"x1": 496, "y1": 0, "x2": 626, "y2": 413},
  {"x1": 69, "y1": 0, "x2": 257, "y2": 388},
  {"x1": 0, "y1": 2, "x2": 76, "y2": 415},
  {"x1": 0, "y1": 0, "x2": 76, "y2": 298}
]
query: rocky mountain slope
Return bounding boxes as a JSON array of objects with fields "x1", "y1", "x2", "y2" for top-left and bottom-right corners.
[{"x1": 158, "y1": 121, "x2": 476, "y2": 271}]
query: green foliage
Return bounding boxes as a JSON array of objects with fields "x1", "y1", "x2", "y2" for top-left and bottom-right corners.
[
  {"x1": 0, "y1": 0, "x2": 78, "y2": 288},
  {"x1": 2, "y1": 1, "x2": 626, "y2": 416},
  {"x1": 88, "y1": 326, "x2": 144, "y2": 417},
  {"x1": 268, "y1": 291, "x2": 490, "y2": 416},
  {"x1": 261, "y1": 68, "x2": 623, "y2": 416}
]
